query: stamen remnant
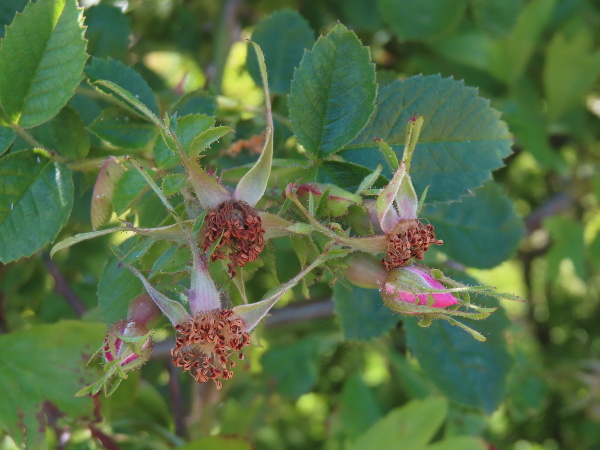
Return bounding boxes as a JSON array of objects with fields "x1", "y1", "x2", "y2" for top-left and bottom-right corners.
[
  {"x1": 202, "y1": 200, "x2": 265, "y2": 277},
  {"x1": 171, "y1": 309, "x2": 250, "y2": 389},
  {"x1": 382, "y1": 219, "x2": 443, "y2": 270}
]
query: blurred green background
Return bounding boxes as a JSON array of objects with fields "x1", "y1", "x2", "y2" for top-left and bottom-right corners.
[{"x1": 2, "y1": 0, "x2": 600, "y2": 448}]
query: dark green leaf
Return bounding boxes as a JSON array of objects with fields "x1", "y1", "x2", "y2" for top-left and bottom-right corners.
[
  {"x1": 288, "y1": 24, "x2": 376, "y2": 157},
  {"x1": 98, "y1": 246, "x2": 144, "y2": 323},
  {"x1": 0, "y1": 150, "x2": 73, "y2": 263},
  {"x1": 342, "y1": 75, "x2": 512, "y2": 203},
  {"x1": 318, "y1": 160, "x2": 388, "y2": 192},
  {"x1": 112, "y1": 167, "x2": 150, "y2": 214},
  {"x1": 471, "y1": 0, "x2": 522, "y2": 38},
  {"x1": 90, "y1": 106, "x2": 157, "y2": 149},
  {"x1": 0, "y1": 0, "x2": 88, "y2": 127},
  {"x1": 333, "y1": 283, "x2": 399, "y2": 341},
  {"x1": 171, "y1": 91, "x2": 217, "y2": 117},
  {"x1": 423, "y1": 182, "x2": 524, "y2": 268},
  {"x1": 0, "y1": 321, "x2": 104, "y2": 448},
  {"x1": 247, "y1": 10, "x2": 314, "y2": 95},
  {"x1": 24, "y1": 106, "x2": 89, "y2": 159},
  {"x1": 377, "y1": 0, "x2": 468, "y2": 41},
  {"x1": 85, "y1": 57, "x2": 159, "y2": 115},
  {"x1": 154, "y1": 114, "x2": 214, "y2": 169},
  {"x1": 0, "y1": 124, "x2": 15, "y2": 155},
  {"x1": 261, "y1": 337, "x2": 325, "y2": 397},
  {"x1": 403, "y1": 301, "x2": 512, "y2": 413},
  {"x1": 84, "y1": 3, "x2": 131, "y2": 61}
]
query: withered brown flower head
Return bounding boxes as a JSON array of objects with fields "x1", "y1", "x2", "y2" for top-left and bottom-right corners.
[
  {"x1": 382, "y1": 219, "x2": 443, "y2": 271},
  {"x1": 202, "y1": 200, "x2": 265, "y2": 277},
  {"x1": 171, "y1": 309, "x2": 250, "y2": 389}
]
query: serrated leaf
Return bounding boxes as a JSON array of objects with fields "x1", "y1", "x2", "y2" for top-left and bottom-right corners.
[
  {"x1": 471, "y1": 0, "x2": 522, "y2": 38},
  {"x1": 189, "y1": 126, "x2": 234, "y2": 157},
  {"x1": 171, "y1": 90, "x2": 217, "y2": 117},
  {"x1": 0, "y1": 150, "x2": 73, "y2": 263},
  {"x1": 403, "y1": 300, "x2": 512, "y2": 413},
  {"x1": 247, "y1": 10, "x2": 314, "y2": 95},
  {"x1": 350, "y1": 397, "x2": 448, "y2": 450},
  {"x1": 333, "y1": 283, "x2": 399, "y2": 341},
  {"x1": 377, "y1": 0, "x2": 468, "y2": 41},
  {"x1": 91, "y1": 156, "x2": 125, "y2": 229},
  {"x1": 89, "y1": 105, "x2": 157, "y2": 149},
  {"x1": 341, "y1": 75, "x2": 512, "y2": 203},
  {"x1": 84, "y1": 3, "x2": 131, "y2": 61},
  {"x1": 154, "y1": 114, "x2": 214, "y2": 169},
  {"x1": 25, "y1": 105, "x2": 89, "y2": 159},
  {"x1": 85, "y1": 57, "x2": 159, "y2": 116},
  {"x1": 0, "y1": 321, "x2": 104, "y2": 448},
  {"x1": 0, "y1": 0, "x2": 28, "y2": 39},
  {"x1": 0, "y1": 124, "x2": 15, "y2": 155},
  {"x1": 0, "y1": 0, "x2": 87, "y2": 128},
  {"x1": 289, "y1": 24, "x2": 376, "y2": 157},
  {"x1": 423, "y1": 182, "x2": 524, "y2": 268}
]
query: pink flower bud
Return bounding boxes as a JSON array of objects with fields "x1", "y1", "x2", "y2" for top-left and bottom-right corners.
[
  {"x1": 382, "y1": 266, "x2": 458, "y2": 308},
  {"x1": 103, "y1": 320, "x2": 153, "y2": 373}
]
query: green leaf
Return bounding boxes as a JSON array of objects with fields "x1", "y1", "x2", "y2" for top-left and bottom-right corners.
[
  {"x1": 288, "y1": 24, "x2": 376, "y2": 157},
  {"x1": 428, "y1": 436, "x2": 487, "y2": 450},
  {"x1": 0, "y1": 321, "x2": 104, "y2": 448},
  {"x1": 154, "y1": 114, "x2": 214, "y2": 169},
  {"x1": 471, "y1": 0, "x2": 522, "y2": 38},
  {"x1": 25, "y1": 105, "x2": 89, "y2": 159},
  {"x1": 350, "y1": 397, "x2": 448, "y2": 450},
  {"x1": 377, "y1": 0, "x2": 468, "y2": 41},
  {"x1": 84, "y1": 3, "x2": 131, "y2": 61},
  {"x1": 0, "y1": 0, "x2": 88, "y2": 127},
  {"x1": 318, "y1": 160, "x2": 388, "y2": 192},
  {"x1": 89, "y1": 105, "x2": 157, "y2": 149},
  {"x1": 189, "y1": 126, "x2": 234, "y2": 157},
  {"x1": 98, "y1": 245, "x2": 144, "y2": 323},
  {"x1": 171, "y1": 90, "x2": 217, "y2": 117},
  {"x1": 0, "y1": 150, "x2": 74, "y2": 263},
  {"x1": 179, "y1": 437, "x2": 252, "y2": 450},
  {"x1": 333, "y1": 283, "x2": 399, "y2": 341},
  {"x1": 487, "y1": 0, "x2": 556, "y2": 84},
  {"x1": 544, "y1": 216, "x2": 585, "y2": 282},
  {"x1": 85, "y1": 57, "x2": 159, "y2": 115},
  {"x1": 423, "y1": 182, "x2": 524, "y2": 268},
  {"x1": 162, "y1": 174, "x2": 188, "y2": 197},
  {"x1": 403, "y1": 302, "x2": 512, "y2": 413},
  {"x1": 0, "y1": 0, "x2": 28, "y2": 39},
  {"x1": 340, "y1": 374, "x2": 382, "y2": 441},
  {"x1": 247, "y1": 10, "x2": 314, "y2": 95},
  {"x1": 543, "y1": 28, "x2": 600, "y2": 120},
  {"x1": 261, "y1": 337, "x2": 326, "y2": 397},
  {"x1": 112, "y1": 166, "x2": 150, "y2": 214},
  {"x1": 0, "y1": 124, "x2": 15, "y2": 155},
  {"x1": 341, "y1": 75, "x2": 512, "y2": 203}
]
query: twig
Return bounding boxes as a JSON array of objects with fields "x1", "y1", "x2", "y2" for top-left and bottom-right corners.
[
  {"x1": 167, "y1": 361, "x2": 187, "y2": 439},
  {"x1": 42, "y1": 253, "x2": 86, "y2": 317}
]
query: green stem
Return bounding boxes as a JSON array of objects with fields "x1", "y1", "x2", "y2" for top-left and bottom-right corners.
[
  {"x1": 12, "y1": 123, "x2": 46, "y2": 150},
  {"x1": 403, "y1": 115, "x2": 424, "y2": 174}
]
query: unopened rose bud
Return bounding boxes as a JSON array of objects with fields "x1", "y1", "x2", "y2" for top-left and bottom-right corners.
[
  {"x1": 382, "y1": 265, "x2": 458, "y2": 309},
  {"x1": 103, "y1": 320, "x2": 153, "y2": 373},
  {"x1": 344, "y1": 254, "x2": 387, "y2": 289}
]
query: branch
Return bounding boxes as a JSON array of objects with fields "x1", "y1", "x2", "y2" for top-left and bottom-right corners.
[{"x1": 42, "y1": 253, "x2": 86, "y2": 317}]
